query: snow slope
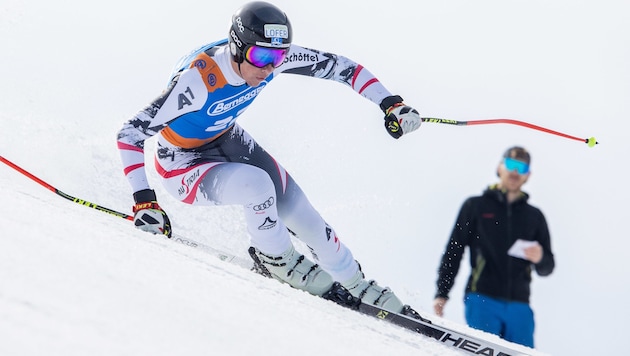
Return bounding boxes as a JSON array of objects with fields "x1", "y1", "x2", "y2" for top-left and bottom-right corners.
[
  {"x1": 1, "y1": 0, "x2": 628, "y2": 355},
  {"x1": 0, "y1": 167, "x2": 536, "y2": 356}
]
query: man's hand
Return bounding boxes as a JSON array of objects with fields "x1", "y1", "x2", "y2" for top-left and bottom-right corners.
[
  {"x1": 433, "y1": 297, "x2": 448, "y2": 317},
  {"x1": 380, "y1": 95, "x2": 421, "y2": 139},
  {"x1": 524, "y1": 243, "x2": 543, "y2": 264},
  {"x1": 132, "y1": 189, "x2": 172, "y2": 238}
]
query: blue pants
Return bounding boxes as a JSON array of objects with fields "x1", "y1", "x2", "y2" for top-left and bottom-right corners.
[{"x1": 464, "y1": 293, "x2": 535, "y2": 348}]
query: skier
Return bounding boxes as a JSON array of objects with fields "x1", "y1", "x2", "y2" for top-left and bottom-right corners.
[{"x1": 117, "y1": 1, "x2": 421, "y2": 314}]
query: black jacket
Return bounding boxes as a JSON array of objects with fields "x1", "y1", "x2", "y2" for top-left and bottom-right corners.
[{"x1": 435, "y1": 185, "x2": 555, "y2": 303}]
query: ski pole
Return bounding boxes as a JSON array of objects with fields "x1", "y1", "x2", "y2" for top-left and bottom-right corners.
[
  {"x1": 420, "y1": 117, "x2": 598, "y2": 147},
  {"x1": 0, "y1": 155, "x2": 134, "y2": 221},
  {"x1": 0, "y1": 155, "x2": 244, "y2": 264}
]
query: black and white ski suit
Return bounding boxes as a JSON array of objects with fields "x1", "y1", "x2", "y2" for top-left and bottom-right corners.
[{"x1": 117, "y1": 39, "x2": 397, "y2": 282}]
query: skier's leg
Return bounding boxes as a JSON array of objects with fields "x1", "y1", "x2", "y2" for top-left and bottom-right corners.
[
  {"x1": 153, "y1": 132, "x2": 335, "y2": 296},
  {"x1": 277, "y1": 177, "x2": 404, "y2": 313},
  {"x1": 277, "y1": 181, "x2": 357, "y2": 279},
  {"x1": 197, "y1": 163, "x2": 336, "y2": 296},
  {"x1": 159, "y1": 125, "x2": 403, "y2": 311}
]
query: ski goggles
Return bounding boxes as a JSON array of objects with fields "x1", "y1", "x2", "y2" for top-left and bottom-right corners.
[
  {"x1": 244, "y1": 46, "x2": 288, "y2": 68},
  {"x1": 504, "y1": 157, "x2": 530, "y2": 175}
]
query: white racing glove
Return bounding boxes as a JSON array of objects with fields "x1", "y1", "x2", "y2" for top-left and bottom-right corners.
[
  {"x1": 380, "y1": 95, "x2": 421, "y2": 139},
  {"x1": 132, "y1": 189, "x2": 172, "y2": 238}
]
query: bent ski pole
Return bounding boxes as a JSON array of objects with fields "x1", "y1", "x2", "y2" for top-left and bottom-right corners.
[
  {"x1": 421, "y1": 117, "x2": 598, "y2": 147},
  {"x1": 0, "y1": 155, "x2": 243, "y2": 264}
]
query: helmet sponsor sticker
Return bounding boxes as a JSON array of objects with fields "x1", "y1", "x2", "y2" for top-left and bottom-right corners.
[
  {"x1": 235, "y1": 16, "x2": 245, "y2": 32},
  {"x1": 264, "y1": 24, "x2": 289, "y2": 39},
  {"x1": 230, "y1": 30, "x2": 242, "y2": 47}
]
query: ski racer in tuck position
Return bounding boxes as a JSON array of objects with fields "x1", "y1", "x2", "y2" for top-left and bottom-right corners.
[{"x1": 116, "y1": 1, "x2": 422, "y2": 313}]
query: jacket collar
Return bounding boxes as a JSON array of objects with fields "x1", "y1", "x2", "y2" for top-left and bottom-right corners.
[{"x1": 484, "y1": 184, "x2": 529, "y2": 204}]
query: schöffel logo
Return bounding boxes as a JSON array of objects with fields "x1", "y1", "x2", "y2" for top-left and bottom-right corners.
[
  {"x1": 207, "y1": 83, "x2": 266, "y2": 116},
  {"x1": 284, "y1": 52, "x2": 319, "y2": 63}
]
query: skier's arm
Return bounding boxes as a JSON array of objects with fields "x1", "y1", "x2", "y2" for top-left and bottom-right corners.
[
  {"x1": 116, "y1": 68, "x2": 207, "y2": 238},
  {"x1": 117, "y1": 81, "x2": 177, "y2": 192},
  {"x1": 277, "y1": 45, "x2": 421, "y2": 138},
  {"x1": 115, "y1": 81, "x2": 178, "y2": 238},
  {"x1": 278, "y1": 45, "x2": 392, "y2": 104},
  {"x1": 116, "y1": 69, "x2": 206, "y2": 192}
]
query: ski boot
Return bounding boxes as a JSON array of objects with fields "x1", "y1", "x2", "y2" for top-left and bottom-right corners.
[
  {"x1": 341, "y1": 264, "x2": 404, "y2": 313},
  {"x1": 248, "y1": 245, "x2": 334, "y2": 296}
]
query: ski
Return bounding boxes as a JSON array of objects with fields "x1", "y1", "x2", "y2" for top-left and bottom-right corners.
[
  {"x1": 356, "y1": 302, "x2": 533, "y2": 356},
  {"x1": 171, "y1": 235, "x2": 533, "y2": 355},
  {"x1": 171, "y1": 234, "x2": 249, "y2": 267},
  {"x1": 0, "y1": 157, "x2": 535, "y2": 355}
]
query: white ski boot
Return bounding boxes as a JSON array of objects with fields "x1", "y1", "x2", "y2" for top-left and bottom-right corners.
[
  {"x1": 248, "y1": 245, "x2": 334, "y2": 296},
  {"x1": 342, "y1": 265, "x2": 404, "y2": 313}
]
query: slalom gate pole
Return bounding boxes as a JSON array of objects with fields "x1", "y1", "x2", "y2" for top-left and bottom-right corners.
[
  {"x1": 421, "y1": 117, "x2": 598, "y2": 147},
  {"x1": 0, "y1": 154, "x2": 241, "y2": 262}
]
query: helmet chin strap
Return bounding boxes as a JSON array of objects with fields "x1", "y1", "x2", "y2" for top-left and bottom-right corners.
[
  {"x1": 234, "y1": 52, "x2": 245, "y2": 77},
  {"x1": 231, "y1": 53, "x2": 245, "y2": 78}
]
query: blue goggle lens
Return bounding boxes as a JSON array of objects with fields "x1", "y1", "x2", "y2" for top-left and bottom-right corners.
[
  {"x1": 504, "y1": 157, "x2": 530, "y2": 174},
  {"x1": 245, "y1": 46, "x2": 287, "y2": 68}
]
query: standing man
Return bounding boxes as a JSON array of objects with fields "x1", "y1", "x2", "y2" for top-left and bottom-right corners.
[
  {"x1": 433, "y1": 146, "x2": 555, "y2": 348},
  {"x1": 117, "y1": 2, "x2": 422, "y2": 314}
]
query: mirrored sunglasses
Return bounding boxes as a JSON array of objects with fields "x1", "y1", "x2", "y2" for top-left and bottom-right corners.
[
  {"x1": 244, "y1": 46, "x2": 287, "y2": 68},
  {"x1": 504, "y1": 157, "x2": 530, "y2": 175}
]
